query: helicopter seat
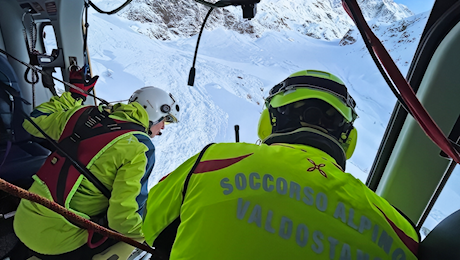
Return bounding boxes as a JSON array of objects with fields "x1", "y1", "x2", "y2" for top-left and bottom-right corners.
[
  {"x1": 0, "y1": 54, "x2": 49, "y2": 189},
  {"x1": 418, "y1": 209, "x2": 460, "y2": 259}
]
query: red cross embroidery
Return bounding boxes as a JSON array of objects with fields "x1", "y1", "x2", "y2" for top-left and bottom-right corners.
[{"x1": 307, "y1": 158, "x2": 328, "y2": 178}]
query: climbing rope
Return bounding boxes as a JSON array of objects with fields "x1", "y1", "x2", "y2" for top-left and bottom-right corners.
[
  {"x1": 21, "y1": 10, "x2": 40, "y2": 107},
  {"x1": 0, "y1": 177, "x2": 156, "y2": 255}
]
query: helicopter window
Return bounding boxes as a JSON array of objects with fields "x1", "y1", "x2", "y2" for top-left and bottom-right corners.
[
  {"x1": 42, "y1": 24, "x2": 57, "y2": 55},
  {"x1": 0, "y1": 71, "x2": 12, "y2": 144},
  {"x1": 42, "y1": 24, "x2": 64, "y2": 94},
  {"x1": 419, "y1": 166, "x2": 460, "y2": 240},
  {"x1": 351, "y1": 6, "x2": 434, "y2": 182}
]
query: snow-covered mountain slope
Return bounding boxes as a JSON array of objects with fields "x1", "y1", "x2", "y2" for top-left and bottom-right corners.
[
  {"x1": 340, "y1": 11, "x2": 430, "y2": 68},
  {"x1": 79, "y1": 4, "x2": 427, "y2": 187},
  {"x1": 92, "y1": 0, "x2": 413, "y2": 41},
  {"x1": 75, "y1": 0, "x2": 460, "y2": 240}
]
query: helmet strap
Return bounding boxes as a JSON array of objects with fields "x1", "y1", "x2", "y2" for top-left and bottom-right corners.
[
  {"x1": 150, "y1": 117, "x2": 165, "y2": 126},
  {"x1": 147, "y1": 121, "x2": 153, "y2": 136}
]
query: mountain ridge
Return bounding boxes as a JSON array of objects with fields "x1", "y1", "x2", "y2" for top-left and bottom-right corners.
[{"x1": 92, "y1": 0, "x2": 413, "y2": 41}]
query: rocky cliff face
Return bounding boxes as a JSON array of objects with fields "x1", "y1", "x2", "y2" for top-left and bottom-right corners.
[
  {"x1": 354, "y1": 0, "x2": 413, "y2": 23},
  {"x1": 339, "y1": 11, "x2": 429, "y2": 69},
  {"x1": 112, "y1": 0, "x2": 413, "y2": 41},
  {"x1": 339, "y1": 11, "x2": 427, "y2": 47}
]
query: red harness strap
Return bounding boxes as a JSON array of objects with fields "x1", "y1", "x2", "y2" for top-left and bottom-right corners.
[
  {"x1": 342, "y1": 0, "x2": 460, "y2": 163},
  {"x1": 36, "y1": 106, "x2": 145, "y2": 206}
]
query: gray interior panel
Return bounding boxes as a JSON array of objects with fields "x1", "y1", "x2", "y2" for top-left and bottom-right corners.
[{"x1": 376, "y1": 21, "x2": 460, "y2": 223}]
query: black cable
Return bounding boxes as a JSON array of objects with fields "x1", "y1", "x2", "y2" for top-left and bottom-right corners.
[
  {"x1": 83, "y1": 1, "x2": 90, "y2": 82},
  {"x1": 21, "y1": 11, "x2": 40, "y2": 85},
  {"x1": 344, "y1": 0, "x2": 412, "y2": 116},
  {"x1": 23, "y1": 112, "x2": 111, "y2": 198},
  {"x1": 416, "y1": 160, "x2": 456, "y2": 230},
  {"x1": 24, "y1": 67, "x2": 39, "y2": 84},
  {"x1": 0, "y1": 81, "x2": 111, "y2": 199},
  {"x1": 88, "y1": 0, "x2": 133, "y2": 15},
  {"x1": 188, "y1": 7, "x2": 214, "y2": 86},
  {"x1": 0, "y1": 48, "x2": 110, "y2": 106}
]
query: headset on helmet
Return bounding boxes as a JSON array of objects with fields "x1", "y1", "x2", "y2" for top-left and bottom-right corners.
[
  {"x1": 129, "y1": 86, "x2": 180, "y2": 125},
  {"x1": 257, "y1": 70, "x2": 358, "y2": 159}
]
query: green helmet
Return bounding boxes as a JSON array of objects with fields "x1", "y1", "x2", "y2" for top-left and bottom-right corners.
[{"x1": 257, "y1": 70, "x2": 358, "y2": 159}]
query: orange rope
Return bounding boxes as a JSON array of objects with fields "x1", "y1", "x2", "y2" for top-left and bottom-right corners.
[{"x1": 0, "y1": 177, "x2": 156, "y2": 255}]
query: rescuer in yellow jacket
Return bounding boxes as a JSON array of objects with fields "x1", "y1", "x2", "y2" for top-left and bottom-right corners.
[
  {"x1": 11, "y1": 75, "x2": 179, "y2": 259},
  {"x1": 142, "y1": 70, "x2": 420, "y2": 260}
]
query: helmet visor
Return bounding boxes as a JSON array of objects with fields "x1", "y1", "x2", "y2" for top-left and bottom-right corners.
[
  {"x1": 163, "y1": 93, "x2": 179, "y2": 124},
  {"x1": 164, "y1": 114, "x2": 178, "y2": 124}
]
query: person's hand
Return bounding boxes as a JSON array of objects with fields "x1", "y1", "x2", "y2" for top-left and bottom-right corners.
[{"x1": 69, "y1": 68, "x2": 98, "y2": 101}]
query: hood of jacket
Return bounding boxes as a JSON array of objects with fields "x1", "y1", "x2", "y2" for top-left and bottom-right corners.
[{"x1": 108, "y1": 102, "x2": 150, "y2": 132}]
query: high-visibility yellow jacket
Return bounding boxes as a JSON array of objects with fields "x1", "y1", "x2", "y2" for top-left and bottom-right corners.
[
  {"x1": 14, "y1": 92, "x2": 154, "y2": 254},
  {"x1": 143, "y1": 142, "x2": 419, "y2": 260}
]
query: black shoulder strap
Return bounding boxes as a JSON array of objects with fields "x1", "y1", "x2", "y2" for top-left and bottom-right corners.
[
  {"x1": 153, "y1": 143, "x2": 215, "y2": 259},
  {"x1": 56, "y1": 106, "x2": 146, "y2": 201},
  {"x1": 64, "y1": 107, "x2": 145, "y2": 145},
  {"x1": 0, "y1": 81, "x2": 30, "y2": 143},
  {"x1": 181, "y1": 143, "x2": 214, "y2": 204},
  {"x1": 0, "y1": 85, "x2": 113, "y2": 199},
  {"x1": 393, "y1": 205, "x2": 421, "y2": 242},
  {"x1": 59, "y1": 106, "x2": 145, "y2": 158}
]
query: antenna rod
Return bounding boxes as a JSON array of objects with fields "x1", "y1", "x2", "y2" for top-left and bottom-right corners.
[
  {"x1": 235, "y1": 125, "x2": 240, "y2": 142},
  {"x1": 188, "y1": 7, "x2": 214, "y2": 86}
]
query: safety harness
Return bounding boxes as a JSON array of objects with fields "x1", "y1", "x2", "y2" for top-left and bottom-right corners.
[{"x1": 36, "y1": 106, "x2": 146, "y2": 206}]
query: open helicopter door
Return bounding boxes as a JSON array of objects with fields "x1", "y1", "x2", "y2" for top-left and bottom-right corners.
[
  {"x1": 0, "y1": 0, "x2": 102, "y2": 185},
  {"x1": 0, "y1": 1, "x2": 154, "y2": 259},
  {"x1": 0, "y1": 0, "x2": 96, "y2": 106},
  {"x1": 362, "y1": 0, "x2": 460, "y2": 258},
  {"x1": 0, "y1": 0, "x2": 98, "y2": 258}
]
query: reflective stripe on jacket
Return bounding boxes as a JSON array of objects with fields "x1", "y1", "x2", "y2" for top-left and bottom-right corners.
[
  {"x1": 143, "y1": 142, "x2": 419, "y2": 260},
  {"x1": 14, "y1": 92, "x2": 154, "y2": 254}
]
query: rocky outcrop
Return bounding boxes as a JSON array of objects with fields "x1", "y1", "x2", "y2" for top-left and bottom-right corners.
[
  {"x1": 339, "y1": 11, "x2": 427, "y2": 47},
  {"x1": 111, "y1": 0, "x2": 413, "y2": 41}
]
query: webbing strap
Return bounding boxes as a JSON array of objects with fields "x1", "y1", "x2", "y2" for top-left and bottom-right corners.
[
  {"x1": 0, "y1": 141, "x2": 12, "y2": 170},
  {"x1": 58, "y1": 107, "x2": 93, "y2": 158},
  {"x1": 342, "y1": 0, "x2": 460, "y2": 164},
  {"x1": 59, "y1": 107, "x2": 145, "y2": 151},
  {"x1": 0, "y1": 82, "x2": 113, "y2": 201},
  {"x1": 77, "y1": 108, "x2": 145, "y2": 140},
  {"x1": 152, "y1": 143, "x2": 215, "y2": 258},
  {"x1": 54, "y1": 106, "x2": 146, "y2": 204},
  {"x1": 181, "y1": 143, "x2": 214, "y2": 204},
  {"x1": 56, "y1": 159, "x2": 73, "y2": 205}
]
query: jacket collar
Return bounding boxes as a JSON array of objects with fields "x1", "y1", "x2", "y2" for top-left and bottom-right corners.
[{"x1": 263, "y1": 127, "x2": 347, "y2": 170}]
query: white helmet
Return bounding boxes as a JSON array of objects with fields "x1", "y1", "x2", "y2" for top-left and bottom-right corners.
[{"x1": 128, "y1": 86, "x2": 179, "y2": 125}]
